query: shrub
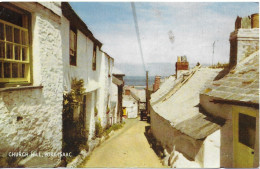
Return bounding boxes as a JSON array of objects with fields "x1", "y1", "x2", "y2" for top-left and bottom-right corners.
[
  {"x1": 95, "y1": 121, "x2": 103, "y2": 138},
  {"x1": 94, "y1": 107, "x2": 98, "y2": 117}
]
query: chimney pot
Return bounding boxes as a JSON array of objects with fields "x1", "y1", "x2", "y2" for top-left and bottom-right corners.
[{"x1": 153, "y1": 76, "x2": 161, "y2": 92}]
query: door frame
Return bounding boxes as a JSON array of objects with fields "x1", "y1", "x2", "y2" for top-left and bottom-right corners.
[{"x1": 232, "y1": 105, "x2": 257, "y2": 168}]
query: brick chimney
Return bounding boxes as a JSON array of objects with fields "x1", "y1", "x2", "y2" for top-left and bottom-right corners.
[
  {"x1": 125, "y1": 89, "x2": 131, "y2": 95},
  {"x1": 229, "y1": 13, "x2": 259, "y2": 68},
  {"x1": 153, "y1": 76, "x2": 161, "y2": 92},
  {"x1": 175, "y1": 56, "x2": 189, "y2": 77}
]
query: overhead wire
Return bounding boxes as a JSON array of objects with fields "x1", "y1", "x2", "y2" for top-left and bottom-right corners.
[{"x1": 131, "y1": 2, "x2": 146, "y2": 73}]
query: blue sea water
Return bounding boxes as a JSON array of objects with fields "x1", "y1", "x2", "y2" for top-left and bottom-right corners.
[{"x1": 124, "y1": 76, "x2": 156, "y2": 86}]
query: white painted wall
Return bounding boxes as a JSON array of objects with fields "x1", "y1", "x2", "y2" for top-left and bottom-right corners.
[
  {"x1": 111, "y1": 83, "x2": 118, "y2": 124},
  {"x1": 61, "y1": 15, "x2": 109, "y2": 139},
  {"x1": 203, "y1": 130, "x2": 220, "y2": 168},
  {"x1": 123, "y1": 97, "x2": 138, "y2": 119},
  {"x1": 0, "y1": 3, "x2": 63, "y2": 165}
]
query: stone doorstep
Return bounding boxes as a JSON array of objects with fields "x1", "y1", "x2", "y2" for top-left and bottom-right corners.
[{"x1": 67, "y1": 131, "x2": 115, "y2": 168}]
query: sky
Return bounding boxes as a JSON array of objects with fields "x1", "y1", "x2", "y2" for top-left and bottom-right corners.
[{"x1": 70, "y1": 2, "x2": 259, "y2": 75}]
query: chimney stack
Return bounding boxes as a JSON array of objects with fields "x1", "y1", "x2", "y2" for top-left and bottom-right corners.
[
  {"x1": 125, "y1": 89, "x2": 131, "y2": 95},
  {"x1": 153, "y1": 76, "x2": 161, "y2": 92},
  {"x1": 175, "y1": 56, "x2": 189, "y2": 77},
  {"x1": 229, "y1": 13, "x2": 259, "y2": 68}
]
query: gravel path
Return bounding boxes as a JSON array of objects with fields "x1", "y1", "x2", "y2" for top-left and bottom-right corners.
[{"x1": 80, "y1": 118, "x2": 165, "y2": 168}]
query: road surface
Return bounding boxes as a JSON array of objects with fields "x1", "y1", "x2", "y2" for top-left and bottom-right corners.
[{"x1": 79, "y1": 118, "x2": 165, "y2": 168}]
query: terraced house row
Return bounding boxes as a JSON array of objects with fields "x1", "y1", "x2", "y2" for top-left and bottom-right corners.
[{"x1": 0, "y1": 2, "x2": 123, "y2": 167}]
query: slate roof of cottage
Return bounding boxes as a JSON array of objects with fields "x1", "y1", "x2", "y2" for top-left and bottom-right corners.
[
  {"x1": 130, "y1": 88, "x2": 146, "y2": 102},
  {"x1": 150, "y1": 68, "x2": 196, "y2": 106},
  {"x1": 152, "y1": 67, "x2": 222, "y2": 139},
  {"x1": 202, "y1": 51, "x2": 259, "y2": 105}
]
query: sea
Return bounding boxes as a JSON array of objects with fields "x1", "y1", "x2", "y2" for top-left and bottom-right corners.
[{"x1": 124, "y1": 76, "x2": 158, "y2": 88}]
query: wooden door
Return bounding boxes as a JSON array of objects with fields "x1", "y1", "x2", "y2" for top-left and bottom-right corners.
[{"x1": 233, "y1": 106, "x2": 256, "y2": 168}]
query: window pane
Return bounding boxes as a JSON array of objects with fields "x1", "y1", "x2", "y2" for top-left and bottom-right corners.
[
  {"x1": 21, "y1": 30, "x2": 28, "y2": 45},
  {"x1": 14, "y1": 28, "x2": 20, "y2": 43},
  {"x1": 6, "y1": 43, "x2": 13, "y2": 59},
  {"x1": 0, "y1": 23, "x2": 4, "y2": 40},
  {"x1": 0, "y1": 6, "x2": 23, "y2": 27},
  {"x1": 0, "y1": 42, "x2": 4, "y2": 58},
  {"x1": 21, "y1": 64, "x2": 25, "y2": 78},
  {"x1": 6, "y1": 25, "x2": 13, "y2": 42},
  {"x1": 15, "y1": 45, "x2": 21, "y2": 60},
  {"x1": 12, "y1": 63, "x2": 18, "y2": 78},
  {"x1": 239, "y1": 113, "x2": 256, "y2": 149},
  {"x1": 0, "y1": 62, "x2": 2, "y2": 78},
  {"x1": 4, "y1": 62, "x2": 10, "y2": 78},
  {"x1": 22, "y1": 47, "x2": 28, "y2": 61}
]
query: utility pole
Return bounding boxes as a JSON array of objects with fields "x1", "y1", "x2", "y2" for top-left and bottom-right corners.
[{"x1": 146, "y1": 71, "x2": 149, "y2": 120}]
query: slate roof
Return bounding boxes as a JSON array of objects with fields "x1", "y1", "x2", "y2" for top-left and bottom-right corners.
[
  {"x1": 130, "y1": 88, "x2": 146, "y2": 102},
  {"x1": 152, "y1": 67, "x2": 222, "y2": 139},
  {"x1": 112, "y1": 75, "x2": 123, "y2": 86},
  {"x1": 202, "y1": 51, "x2": 259, "y2": 105},
  {"x1": 150, "y1": 69, "x2": 193, "y2": 106}
]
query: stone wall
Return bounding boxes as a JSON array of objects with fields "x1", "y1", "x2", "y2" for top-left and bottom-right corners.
[{"x1": 0, "y1": 3, "x2": 63, "y2": 165}]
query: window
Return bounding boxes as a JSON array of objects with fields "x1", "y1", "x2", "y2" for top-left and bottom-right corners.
[
  {"x1": 108, "y1": 57, "x2": 111, "y2": 77},
  {"x1": 239, "y1": 113, "x2": 256, "y2": 149},
  {"x1": 92, "y1": 45, "x2": 96, "y2": 71},
  {"x1": 69, "y1": 27, "x2": 77, "y2": 66},
  {"x1": 0, "y1": 4, "x2": 30, "y2": 83}
]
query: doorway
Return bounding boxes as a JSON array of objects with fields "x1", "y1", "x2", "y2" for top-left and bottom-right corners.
[{"x1": 233, "y1": 106, "x2": 256, "y2": 168}]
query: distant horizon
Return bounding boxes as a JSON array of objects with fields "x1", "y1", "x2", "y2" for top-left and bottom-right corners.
[{"x1": 115, "y1": 62, "x2": 215, "y2": 76}]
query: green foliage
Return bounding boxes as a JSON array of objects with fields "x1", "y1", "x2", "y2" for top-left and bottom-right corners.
[
  {"x1": 104, "y1": 123, "x2": 124, "y2": 136},
  {"x1": 95, "y1": 120, "x2": 103, "y2": 138},
  {"x1": 106, "y1": 105, "x2": 110, "y2": 113},
  {"x1": 94, "y1": 107, "x2": 98, "y2": 117},
  {"x1": 62, "y1": 79, "x2": 87, "y2": 155}
]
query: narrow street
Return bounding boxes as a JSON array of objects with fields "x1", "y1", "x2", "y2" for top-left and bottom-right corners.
[{"x1": 79, "y1": 118, "x2": 165, "y2": 168}]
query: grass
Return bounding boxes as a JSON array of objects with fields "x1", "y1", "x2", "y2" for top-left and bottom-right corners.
[{"x1": 104, "y1": 123, "x2": 124, "y2": 136}]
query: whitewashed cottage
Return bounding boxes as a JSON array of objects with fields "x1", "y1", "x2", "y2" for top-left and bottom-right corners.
[
  {"x1": 61, "y1": 2, "x2": 115, "y2": 141},
  {"x1": 0, "y1": 2, "x2": 64, "y2": 167},
  {"x1": 0, "y1": 2, "x2": 116, "y2": 167}
]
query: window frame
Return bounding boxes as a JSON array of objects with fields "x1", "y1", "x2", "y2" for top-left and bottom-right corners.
[{"x1": 0, "y1": 3, "x2": 31, "y2": 85}]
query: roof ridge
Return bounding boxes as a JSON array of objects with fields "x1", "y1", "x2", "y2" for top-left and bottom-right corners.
[{"x1": 151, "y1": 65, "x2": 201, "y2": 106}]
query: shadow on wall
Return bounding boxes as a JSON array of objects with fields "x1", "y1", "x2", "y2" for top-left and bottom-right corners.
[{"x1": 143, "y1": 126, "x2": 165, "y2": 159}]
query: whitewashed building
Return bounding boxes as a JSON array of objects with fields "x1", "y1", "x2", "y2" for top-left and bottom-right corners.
[
  {"x1": 0, "y1": 2, "x2": 117, "y2": 167},
  {"x1": 0, "y1": 2, "x2": 64, "y2": 167},
  {"x1": 62, "y1": 2, "x2": 115, "y2": 139}
]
